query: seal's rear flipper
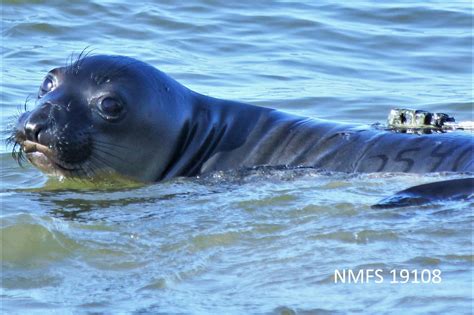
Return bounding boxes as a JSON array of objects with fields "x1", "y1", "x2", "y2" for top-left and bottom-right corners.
[{"x1": 371, "y1": 178, "x2": 474, "y2": 209}]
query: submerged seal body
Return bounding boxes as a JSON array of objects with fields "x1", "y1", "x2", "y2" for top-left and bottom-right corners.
[{"x1": 12, "y1": 55, "x2": 474, "y2": 182}]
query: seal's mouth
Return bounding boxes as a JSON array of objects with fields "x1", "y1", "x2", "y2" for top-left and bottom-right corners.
[
  {"x1": 21, "y1": 140, "x2": 78, "y2": 173},
  {"x1": 23, "y1": 140, "x2": 54, "y2": 158}
]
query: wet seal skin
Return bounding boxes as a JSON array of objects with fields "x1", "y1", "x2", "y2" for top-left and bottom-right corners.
[
  {"x1": 9, "y1": 54, "x2": 474, "y2": 206},
  {"x1": 372, "y1": 178, "x2": 474, "y2": 209}
]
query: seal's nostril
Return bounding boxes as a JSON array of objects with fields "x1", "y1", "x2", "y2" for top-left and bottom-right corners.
[
  {"x1": 23, "y1": 102, "x2": 52, "y2": 144},
  {"x1": 34, "y1": 128, "x2": 41, "y2": 143},
  {"x1": 24, "y1": 121, "x2": 44, "y2": 143}
]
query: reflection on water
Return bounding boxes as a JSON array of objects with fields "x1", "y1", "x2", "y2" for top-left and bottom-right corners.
[{"x1": 2, "y1": 154, "x2": 473, "y2": 313}]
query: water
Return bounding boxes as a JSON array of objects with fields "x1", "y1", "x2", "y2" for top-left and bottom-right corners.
[{"x1": 1, "y1": 1, "x2": 473, "y2": 314}]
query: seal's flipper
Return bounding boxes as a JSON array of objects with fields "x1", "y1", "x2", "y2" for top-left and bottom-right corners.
[{"x1": 372, "y1": 178, "x2": 474, "y2": 209}]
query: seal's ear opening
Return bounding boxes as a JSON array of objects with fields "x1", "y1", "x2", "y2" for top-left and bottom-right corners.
[{"x1": 372, "y1": 178, "x2": 474, "y2": 208}]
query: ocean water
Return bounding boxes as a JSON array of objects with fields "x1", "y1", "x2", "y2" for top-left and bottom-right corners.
[{"x1": 1, "y1": 1, "x2": 473, "y2": 314}]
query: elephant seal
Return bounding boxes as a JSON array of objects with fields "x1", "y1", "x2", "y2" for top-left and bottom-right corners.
[{"x1": 11, "y1": 55, "x2": 474, "y2": 184}]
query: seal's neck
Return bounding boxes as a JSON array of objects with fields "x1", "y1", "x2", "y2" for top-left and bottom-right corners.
[{"x1": 158, "y1": 92, "x2": 271, "y2": 179}]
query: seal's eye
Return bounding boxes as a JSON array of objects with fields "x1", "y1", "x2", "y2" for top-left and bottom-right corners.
[
  {"x1": 39, "y1": 75, "x2": 56, "y2": 97},
  {"x1": 97, "y1": 97, "x2": 125, "y2": 121}
]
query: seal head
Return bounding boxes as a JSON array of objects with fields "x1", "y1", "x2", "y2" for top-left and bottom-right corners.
[{"x1": 13, "y1": 55, "x2": 198, "y2": 181}]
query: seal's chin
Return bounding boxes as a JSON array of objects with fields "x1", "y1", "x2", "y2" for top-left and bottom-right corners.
[
  {"x1": 22, "y1": 140, "x2": 77, "y2": 176},
  {"x1": 26, "y1": 151, "x2": 64, "y2": 176}
]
